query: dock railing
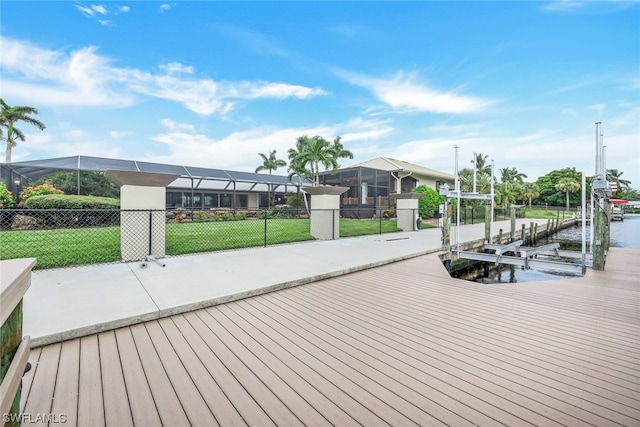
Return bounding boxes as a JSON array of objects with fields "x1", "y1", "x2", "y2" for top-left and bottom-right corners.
[{"x1": 0, "y1": 258, "x2": 36, "y2": 427}]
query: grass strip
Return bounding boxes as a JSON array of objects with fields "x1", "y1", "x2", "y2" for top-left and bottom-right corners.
[{"x1": 0, "y1": 218, "x2": 408, "y2": 269}]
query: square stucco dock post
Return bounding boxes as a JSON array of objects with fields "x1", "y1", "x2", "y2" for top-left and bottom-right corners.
[
  {"x1": 396, "y1": 193, "x2": 422, "y2": 231},
  {"x1": 303, "y1": 186, "x2": 349, "y2": 240},
  {"x1": 106, "y1": 170, "x2": 179, "y2": 262}
]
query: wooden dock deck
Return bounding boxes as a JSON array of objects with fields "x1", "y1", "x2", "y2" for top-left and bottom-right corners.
[{"x1": 20, "y1": 248, "x2": 640, "y2": 426}]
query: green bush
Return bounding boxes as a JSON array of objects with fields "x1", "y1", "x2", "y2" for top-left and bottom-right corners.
[
  {"x1": 411, "y1": 185, "x2": 444, "y2": 218},
  {"x1": 0, "y1": 182, "x2": 15, "y2": 208},
  {"x1": 23, "y1": 194, "x2": 120, "y2": 209},
  {"x1": 21, "y1": 194, "x2": 120, "y2": 228}
]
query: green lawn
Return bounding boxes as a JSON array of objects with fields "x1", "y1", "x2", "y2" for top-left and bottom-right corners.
[
  {"x1": 521, "y1": 208, "x2": 574, "y2": 220},
  {"x1": 0, "y1": 217, "x2": 408, "y2": 269}
]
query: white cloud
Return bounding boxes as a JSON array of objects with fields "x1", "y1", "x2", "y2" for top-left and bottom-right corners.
[
  {"x1": 15, "y1": 130, "x2": 122, "y2": 162},
  {"x1": 338, "y1": 70, "x2": 494, "y2": 114},
  {"x1": 159, "y1": 4, "x2": 172, "y2": 13},
  {"x1": 543, "y1": 1, "x2": 586, "y2": 12},
  {"x1": 75, "y1": 5, "x2": 96, "y2": 16},
  {"x1": 160, "y1": 119, "x2": 195, "y2": 132},
  {"x1": 159, "y1": 62, "x2": 194, "y2": 75},
  {"x1": 75, "y1": 3, "x2": 127, "y2": 21},
  {"x1": 240, "y1": 82, "x2": 327, "y2": 100},
  {"x1": 145, "y1": 118, "x2": 391, "y2": 171},
  {"x1": 91, "y1": 5, "x2": 108, "y2": 15},
  {"x1": 0, "y1": 37, "x2": 327, "y2": 115},
  {"x1": 110, "y1": 130, "x2": 132, "y2": 139}
]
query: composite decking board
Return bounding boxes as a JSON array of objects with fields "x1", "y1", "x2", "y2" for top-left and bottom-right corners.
[
  {"x1": 113, "y1": 327, "x2": 162, "y2": 427},
  {"x1": 348, "y1": 270, "x2": 640, "y2": 361},
  {"x1": 183, "y1": 311, "x2": 305, "y2": 427},
  {"x1": 240, "y1": 295, "x2": 490, "y2": 427},
  {"x1": 98, "y1": 331, "x2": 134, "y2": 427},
  {"x1": 195, "y1": 309, "x2": 337, "y2": 427},
  {"x1": 270, "y1": 288, "x2": 612, "y2": 427},
  {"x1": 260, "y1": 292, "x2": 533, "y2": 427},
  {"x1": 77, "y1": 335, "x2": 105, "y2": 427},
  {"x1": 230, "y1": 299, "x2": 447, "y2": 427},
  {"x1": 22, "y1": 343, "x2": 61, "y2": 427},
  {"x1": 210, "y1": 305, "x2": 385, "y2": 427},
  {"x1": 144, "y1": 320, "x2": 219, "y2": 427},
  {"x1": 321, "y1": 273, "x2": 640, "y2": 398},
  {"x1": 296, "y1": 279, "x2": 640, "y2": 425},
  {"x1": 386, "y1": 257, "x2": 637, "y2": 319},
  {"x1": 156, "y1": 317, "x2": 247, "y2": 427},
  {"x1": 19, "y1": 248, "x2": 640, "y2": 426},
  {"x1": 169, "y1": 315, "x2": 275, "y2": 427},
  {"x1": 128, "y1": 323, "x2": 189, "y2": 426},
  {"x1": 322, "y1": 278, "x2": 640, "y2": 402},
  {"x1": 20, "y1": 346, "x2": 40, "y2": 412},
  {"x1": 217, "y1": 301, "x2": 418, "y2": 427},
  {"x1": 385, "y1": 260, "x2": 640, "y2": 334},
  {"x1": 50, "y1": 338, "x2": 80, "y2": 426},
  {"x1": 322, "y1": 275, "x2": 640, "y2": 382},
  {"x1": 325, "y1": 273, "x2": 640, "y2": 375}
]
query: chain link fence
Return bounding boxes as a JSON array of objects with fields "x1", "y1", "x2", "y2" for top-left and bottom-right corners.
[
  {"x1": 0, "y1": 208, "x2": 314, "y2": 270},
  {"x1": 0, "y1": 207, "x2": 431, "y2": 270}
]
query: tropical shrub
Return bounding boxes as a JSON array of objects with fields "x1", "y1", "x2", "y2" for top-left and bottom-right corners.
[
  {"x1": 22, "y1": 194, "x2": 120, "y2": 209},
  {"x1": 411, "y1": 185, "x2": 444, "y2": 218},
  {"x1": 0, "y1": 182, "x2": 15, "y2": 208},
  {"x1": 20, "y1": 195, "x2": 120, "y2": 228},
  {"x1": 18, "y1": 183, "x2": 64, "y2": 206}
]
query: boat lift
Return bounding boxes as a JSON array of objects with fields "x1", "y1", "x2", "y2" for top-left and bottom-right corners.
[
  {"x1": 441, "y1": 146, "x2": 590, "y2": 276},
  {"x1": 457, "y1": 241, "x2": 587, "y2": 274}
]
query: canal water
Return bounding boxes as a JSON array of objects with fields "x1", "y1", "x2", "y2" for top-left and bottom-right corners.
[{"x1": 456, "y1": 213, "x2": 639, "y2": 284}]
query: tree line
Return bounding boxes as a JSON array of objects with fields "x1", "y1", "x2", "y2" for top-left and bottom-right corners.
[{"x1": 459, "y1": 153, "x2": 637, "y2": 210}]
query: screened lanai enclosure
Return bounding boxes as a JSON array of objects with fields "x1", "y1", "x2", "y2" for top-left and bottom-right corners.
[
  {"x1": 0, "y1": 156, "x2": 307, "y2": 209},
  {"x1": 318, "y1": 158, "x2": 454, "y2": 218}
]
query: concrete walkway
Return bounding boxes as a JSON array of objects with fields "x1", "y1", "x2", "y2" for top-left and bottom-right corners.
[{"x1": 24, "y1": 219, "x2": 552, "y2": 347}]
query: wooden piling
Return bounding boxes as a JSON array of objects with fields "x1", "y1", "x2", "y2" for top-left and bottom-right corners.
[
  {"x1": 529, "y1": 222, "x2": 535, "y2": 244},
  {"x1": 485, "y1": 204, "x2": 491, "y2": 243},
  {"x1": 510, "y1": 207, "x2": 516, "y2": 242},
  {"x1": 592, "y1": 198, "x2": 610, "y2": 270}
]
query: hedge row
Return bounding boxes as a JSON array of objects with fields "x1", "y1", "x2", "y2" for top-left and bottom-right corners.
[{"x1": 22, "y1": 194, "x2": 120, "y2": 209}]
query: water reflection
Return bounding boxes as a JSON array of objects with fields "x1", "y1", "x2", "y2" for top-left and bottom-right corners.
[{"x1": 551, "y1": 213, "x2": 640, "y2": 249}]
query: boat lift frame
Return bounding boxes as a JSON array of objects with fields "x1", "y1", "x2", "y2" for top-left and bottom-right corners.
[{"x1": 441, "y1": 146, "x2": 589, "y2": 276}]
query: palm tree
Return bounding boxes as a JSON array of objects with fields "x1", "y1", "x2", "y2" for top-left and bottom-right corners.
[
  {"x1": 555, "y1": 177, "x2": 580, "y2": 210},
  {"x1": 606, "y1": 169, "x2": 631, "y2": 194},
  {"x1": 494, "y1": 183, "x2": 515, "y2": 210},
  {"x1": 287, "y1": 156, "x2": 313, "y2": 214},
  {"x1": 1, "y1": 98, "x2": 46, "y2": 163},
  {"x1": 328, "y1": 136, "x2": 353, "y2": 167},
  {"x1": 500, "y1": 167, "x2": 527, "y2": 188},
  {"x1": 255, "y1": 149, "x2": 286, "y2": 175},
  {"x1": 255, "y1": 150, "x2": 286, "y2": 207},
  {"x1": 521, "y1": 182, "x2": 540, "y2": 208},
  {"x1": 288, "y1": 135, "x2": 338, "y2": 186},
  {"x1": 471, "y1": 153, "x2": 492, "y2": 177}
]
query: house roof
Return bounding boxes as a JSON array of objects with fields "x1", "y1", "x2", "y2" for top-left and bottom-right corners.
[
  {"x1": 349, "y1": 157, "x2": 454, "y2": 181},
  {"x1": 1, "y1": 155, "x2": 307, "y2": 191}
]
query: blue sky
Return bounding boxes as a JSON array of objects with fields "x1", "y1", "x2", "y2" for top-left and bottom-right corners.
[{"x1": 1, "y1": 1, "x2": 639, "y2": 188}]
